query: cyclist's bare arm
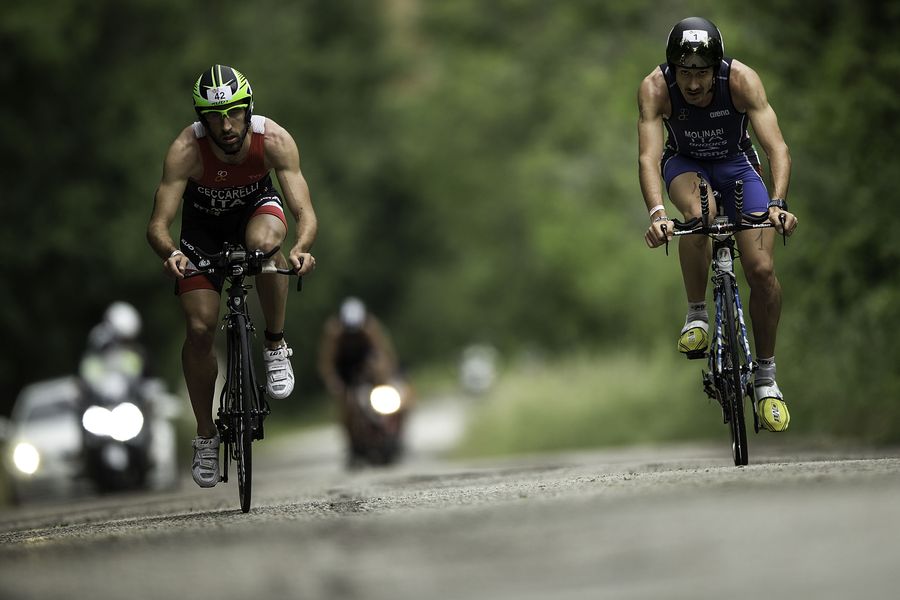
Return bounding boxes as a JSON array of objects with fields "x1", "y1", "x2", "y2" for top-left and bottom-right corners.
[
  {"x1": 263, "y1": 119, "x2": 318, "y2": 274},
  {"x1": 365, "y1": 317, "x2": 400, "y2": 379},
  {"x1": 316, "y1": 319, "x2": 345, "y2": 395},
  {"x1": 638, "y1": 69, "x2": 673, "y2": 248},
  {"x1": 730, "y1": 60, "x2": 797, "y2": 235},
  {"x1": 147, "y1": 127, "x2": 201, "y2": 278}
]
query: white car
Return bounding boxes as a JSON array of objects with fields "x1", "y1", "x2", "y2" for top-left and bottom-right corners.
[{"x1": 2, "y1": 377, "x2": 85, "y2": 502}]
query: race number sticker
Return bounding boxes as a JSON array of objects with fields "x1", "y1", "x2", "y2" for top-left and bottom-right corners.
[
  {"x1": 682, "y1": 30, "x2": 709, "y2": 44},
  {"x1": 205, "y1": 85, "x2": 234, "y2": 103}
]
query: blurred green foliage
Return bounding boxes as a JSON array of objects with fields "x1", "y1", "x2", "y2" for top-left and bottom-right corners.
[{"x1": 2, "y1": 0, "x2": 899, "y2": 444}]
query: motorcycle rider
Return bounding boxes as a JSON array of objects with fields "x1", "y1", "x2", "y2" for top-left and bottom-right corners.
[{"x1": 80, "y1": 302, "x2": 147, "y2": 395}]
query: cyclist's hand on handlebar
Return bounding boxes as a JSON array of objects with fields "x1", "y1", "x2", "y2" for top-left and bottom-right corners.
[
  {"x1": 769, "y1": 208, "x2": 798, "y2": 236},
  {"x1": 645, "y1": 217, "x2": 674, "y2": 248},
  {"x1": 163, "y1": 250, "x2": 190, "y2": 279},
  {"x1": 289, "y1": 247, "x2": 316, "y2": 275}
]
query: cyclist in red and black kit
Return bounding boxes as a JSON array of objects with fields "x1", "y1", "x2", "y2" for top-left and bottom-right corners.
[
  {"x1": 638, "y1": 18, "x2": 798, "y2": 432},
  {"x1": 147, "y1": 65, "x2": 317, "y2": 487}
]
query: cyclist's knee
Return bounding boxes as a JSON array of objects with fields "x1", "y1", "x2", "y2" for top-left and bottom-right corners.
[
  {"x1": 185, "y1": 317, "x2": 217, "y2": 351},
  {"x1": 246, "y1": 230, "x2": 282, "y2": 253},
  {"x1": 245, "y1": 215, "x2": 286, "y2": 253},
  {"x1": 744, "y1": 260, "x2": 776, "y2": 289}
]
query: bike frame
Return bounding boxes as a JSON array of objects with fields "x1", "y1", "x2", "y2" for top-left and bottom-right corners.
[{"x1": 709, "y1": 235, "x2": 755, "y2": 400}]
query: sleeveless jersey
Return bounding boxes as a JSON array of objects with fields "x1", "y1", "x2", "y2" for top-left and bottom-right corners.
[
  {"x1": 182, "y1": 115, "x2": 275, "y2": 217},
  {"x1": 660, "y1": 59, "x2": 759, "y2": 164}
]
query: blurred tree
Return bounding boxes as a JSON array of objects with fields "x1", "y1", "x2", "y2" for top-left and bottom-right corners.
[
  {"x1": 0, "y1": 0, "x2": 405, "y2": 415},
  {"x1": 3, "y1": 0, "x2": 900, "y2": 444}
]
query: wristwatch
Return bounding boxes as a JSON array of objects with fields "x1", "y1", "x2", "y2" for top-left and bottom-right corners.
[{"x1": 767, "y1": 198, "x2": 788, "y2": 211}]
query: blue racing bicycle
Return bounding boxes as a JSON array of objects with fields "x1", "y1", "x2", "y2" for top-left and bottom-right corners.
[{"x1": 664, "y1": 175, "x2": 786, "y2": 466}]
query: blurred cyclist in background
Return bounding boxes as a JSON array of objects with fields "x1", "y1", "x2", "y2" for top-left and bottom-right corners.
[
  {"x1": 318, "y1": 297, "x2": 408, "y2": 464},
  {"x1": 318, "y1": 297, "x2": 398, "y2": 401}
]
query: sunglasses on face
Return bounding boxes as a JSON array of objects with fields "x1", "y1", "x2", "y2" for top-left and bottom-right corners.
[{"x1": 201, "y1": 104, "x2": 249, "y2": 122}]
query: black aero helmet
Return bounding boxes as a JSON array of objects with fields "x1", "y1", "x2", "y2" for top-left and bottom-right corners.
[
  {"x1": 192, "y1": 64, "x2": 254, "y2": 122},
  {"x1": 666, "y1": 17, "x2": 724, "y2": 69}
]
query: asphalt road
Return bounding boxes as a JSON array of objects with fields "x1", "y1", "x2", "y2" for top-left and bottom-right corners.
[{"x1": 2, "y1": 399, "x2": 900, "y2": 600}]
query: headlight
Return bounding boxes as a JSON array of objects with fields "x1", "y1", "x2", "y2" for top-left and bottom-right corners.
[
  {"x1": 110, "y1": 403, "x2": 144, "y2": 441},
  {"x1": 82, "y1": 403, "x2": 144, "y2": 441},
  {"x1": 13, "y1": 443, "x2": 40, "y2": 475},
  {"x1": 83, "y1": 405, "x2": 113, "y2": 436},
  {"x1": 370, "y1": 385, "x2": 402, "y2": 415}
]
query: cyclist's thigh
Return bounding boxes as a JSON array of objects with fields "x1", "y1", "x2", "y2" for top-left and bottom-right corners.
[
  {"x1": 709, "y1": 155, "x2": 768, "y2": 220},
  {"x1": 662, "y1": 152, "x2": 714, "y2": 217},
  {"x1": 736, "y1": 226, "x2": 775, "y2": 276},
  {"x1": 177, "y1": 231, "x2": 224, "y2": 295},
  {"x1": 242, "y1": 195, "x2": 287, "y2": 250},
  {"x1": 178, "y1": 209, "x2": 243, "y2": 295}
]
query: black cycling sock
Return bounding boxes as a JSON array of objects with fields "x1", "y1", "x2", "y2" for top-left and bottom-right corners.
[{"x1": 264, "y1": 329, "x2": 284, "y2": 343}]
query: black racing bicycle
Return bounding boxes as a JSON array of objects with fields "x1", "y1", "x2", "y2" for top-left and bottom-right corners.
[
  {"x1": 186, "y1": 244, "x2": 300, "y2": 512},
  {"x1": 663, "y1": 175, "x2": 786, "y2": 466}
]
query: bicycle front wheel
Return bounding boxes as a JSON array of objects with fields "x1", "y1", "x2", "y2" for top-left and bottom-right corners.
[
  {"x1": 235, "y1": 407, "x2": 252, "y2": 513},
  {"x1": 722, "y1": 280, "x2": 749, "y2": 466},
  {"x1": 232, "y1": 315, "x2": 255, "y2": 513}
]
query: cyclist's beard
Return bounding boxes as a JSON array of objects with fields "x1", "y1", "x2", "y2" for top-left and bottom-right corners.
[
  {"x1": 682, "y1": 81, "x2": 714, "y2": 106},
  {"x1": 212, "y1": 124, "x2": 249, "y2": 155}
]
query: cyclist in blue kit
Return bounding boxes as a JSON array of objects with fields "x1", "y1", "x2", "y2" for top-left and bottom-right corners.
[
  {"x1": 638, "y1": 18, "x2": 798, "y2": 432},
  {"x1": 147, "y1": 65, "x2": 318, "y2": 486}
]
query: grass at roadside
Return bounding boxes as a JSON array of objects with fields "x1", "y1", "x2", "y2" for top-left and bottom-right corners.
[{"x1": 455, "y1": 345, "x2": 728, "y2": 457}]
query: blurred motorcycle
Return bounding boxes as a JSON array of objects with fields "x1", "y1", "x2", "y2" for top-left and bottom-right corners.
[
  {"x1": 77, "y1": 345, "x2": 153, "y2": 491},
  {"x1": 343, "y1": 376, "x2": 412, "y2": 466},
  {"x1": 70, "y1": 300, "x2": 183, "y2": 493}
]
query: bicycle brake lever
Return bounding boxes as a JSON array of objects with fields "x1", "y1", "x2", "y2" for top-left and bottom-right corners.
[
  {"x1": 779, "y1": 213, "x2": 787, "y2": 246},
  {"x1": 661, "y1": 223, "x2": 670, "y2": 256},
  {"x1": 296, "y1": 255, "x2": 304, "y2": 292}
]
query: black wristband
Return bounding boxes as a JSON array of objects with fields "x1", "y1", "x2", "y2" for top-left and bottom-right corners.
[
  {"x1": 768, "y1": 198, "x2": 788, "y2": 211},
  {"x1": 264, "y1": 329, "x2": 284, "y2": 342}
]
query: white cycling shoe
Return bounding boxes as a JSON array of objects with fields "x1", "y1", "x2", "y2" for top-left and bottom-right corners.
[
  {"x1": 263, "y1": 344, "x2": 295, "y2": 399},
  {"x1": 754, "y1": 380, "x2": 791, "y2": 432},
  {"x1": 191, "y1": 435, "x2": 220, "y2": 488}
]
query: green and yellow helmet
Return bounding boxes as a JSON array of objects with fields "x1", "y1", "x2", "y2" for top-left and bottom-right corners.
[{"x1": 192, "y1": 64, "x2": 254, "y2": 121}]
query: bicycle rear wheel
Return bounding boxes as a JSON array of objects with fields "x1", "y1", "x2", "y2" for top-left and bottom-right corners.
[{"x1": 722, "y1": 281, "x2": 749, "y2": 466}]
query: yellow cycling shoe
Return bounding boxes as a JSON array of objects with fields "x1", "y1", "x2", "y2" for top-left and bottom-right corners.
[
  {"x1": 755, "y1": 381, "x2": 790, "y2": 432},
  {"x1": 678, "y1": 320, "x2": 709, "y2": 359}
]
